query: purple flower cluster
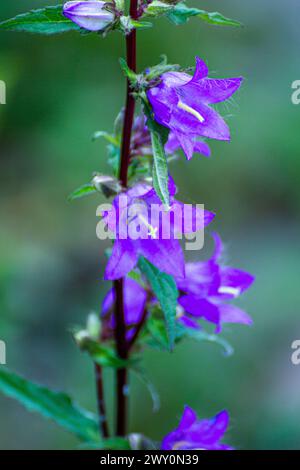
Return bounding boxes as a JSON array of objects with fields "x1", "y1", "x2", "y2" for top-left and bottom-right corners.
[{"x1": 162, "y1": 406, "x2": 232, "y2": 450}]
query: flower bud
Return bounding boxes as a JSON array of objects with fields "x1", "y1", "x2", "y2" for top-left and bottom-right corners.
[{"x1": 63, "y1": 1, "x2": 115, "y2": 32}]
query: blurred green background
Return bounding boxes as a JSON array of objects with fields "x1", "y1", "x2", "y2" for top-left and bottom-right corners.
[{"x1": 1, "y1": 0, "x2": 300, "y2": 450}]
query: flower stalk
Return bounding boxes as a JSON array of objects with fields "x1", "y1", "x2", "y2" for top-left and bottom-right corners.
[{"x1": 113, "y1": 0, "x2": 139, "y2": 437}]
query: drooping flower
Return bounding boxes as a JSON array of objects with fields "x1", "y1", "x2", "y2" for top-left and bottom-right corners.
[
  {"x1": 63, "y1": 1, "x2": 115, "y2": 32},
  {"x1": 176, "y1": 233, "x2": 254, "y2": 332},
  {"x1": 162, "y1": 406, "x2": 233, "y2": 450},
  {"x1": 102, "y1": 277, "x2": 147, "y2": 339},
  {"x1": 102, "y1": 179, "x2": 214, "y2": 280},
  {"x1": 147, "y1": 56, "x2": 242, "y2": 160}
]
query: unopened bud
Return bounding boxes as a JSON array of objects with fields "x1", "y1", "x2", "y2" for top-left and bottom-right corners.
[{"x1": 63, "y1": 1, "x2": 115, "y2": 32}]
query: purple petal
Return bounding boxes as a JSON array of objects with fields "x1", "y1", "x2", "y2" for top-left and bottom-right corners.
[
  {"x1": 190, "y1": 56, "x2": 209, "y2": 81},
  {"x1": 219, "y1": 304, "x2": 253, "y2": 326},
  {"x1": 138, "y1": 238, "x2": 185, "y2": 278},
  {"x1": 170, "y1": 101, "x2": 231, "y2": 141},
  {"x1": 102, "y1": 278, "x2": 147, "y2": 326},
  {"x1": 178, "y1": 315, "x2": 200, "y2": 330},
  {"x1": 179, "y1": 296, "x2": 220, "y2": 325},
  {"x1": 171, "y1": 201, "x2": 215, "y2": 234},
  {"x1": 176, "y1": 260, "x2": 220, "y2": 296},
  {"x1": 187, "y1": 77, "x2": 243, "y2": 105},
  {"x1": 193, "y1": 140, "x2": 211, "y2": 157},
  {"x1": 194, "y1": 410, "x2": 230, "y2": 445},
  {"x1": 178, "y1": 406, "x2": 197, "y2": 431},
  {"x1": 219, "y1": 267, "x2": 255, "y2": 298},
  {"x1": 104, "y1": 239, "x2": 138, "y2": 280}
]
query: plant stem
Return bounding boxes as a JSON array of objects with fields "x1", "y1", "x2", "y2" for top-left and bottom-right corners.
[
  {"x1": 114, "y1": 0, "x2": 139, "y2": 437},
  {"x1": 94, "y1": 363, "x2": 109, "y2": 438}
]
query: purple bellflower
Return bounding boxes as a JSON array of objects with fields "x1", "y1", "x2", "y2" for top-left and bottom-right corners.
[
  {"x1": 63, "y1": 1, "x2": 115, "y2": 32},
  {"x1": 102, "y1": 179, "x2": 214, "y2": 280},
  {"x1": 162, "y1": 406, "x2": 233, "y2": 450},
  {"x1": 147, "y1": 57, "x2": 242, "y2": 160},
  {"x1": 176, "y1": 233, "x2": 254, "y2": 332}
]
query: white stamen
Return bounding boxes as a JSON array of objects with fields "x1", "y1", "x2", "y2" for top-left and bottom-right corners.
[
  {"x1": 178, "y1": 100, "x2": 205, "y2": 123},
  {"x1": 218, "y1": 286, "x2": 241, "y2": 297},
  {"x1": 139, "y1": 214, "x2": 158, "y2": 239}
]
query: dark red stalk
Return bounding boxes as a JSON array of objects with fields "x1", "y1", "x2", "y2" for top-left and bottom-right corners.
[
  {"x1": 114, "y1": 0, "x2": 139, "y2": 437},
  {"x1": 94, "y1": 363, "x2": 109, "y2": 438}
]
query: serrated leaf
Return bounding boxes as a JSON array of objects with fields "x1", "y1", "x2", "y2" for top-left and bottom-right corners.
[
  {"x1": 138, "y1": 257, "x2": 178, "y2": 349},
  {"x1": 167, "y1": 3, "x2": 242, "y2": 27},
  {"x1": 0, "y1": 5, "x2": 81, "y2": 35},
  {"x1": 68, "y1": 184, "x2": 97, "y2": 201},
  {"x1": 0, "y1": 369, "x2": 99, "y2": 442}
]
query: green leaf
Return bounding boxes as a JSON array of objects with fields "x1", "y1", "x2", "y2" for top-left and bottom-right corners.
[
  {"x1": 138, "y1": 257, "x2": 178, "y2": 350},
  {"x1": 167, "y1": 3, "x2": 242, "y2": 27},
  {"x1": 80, "y1": 437, "x2": 131, "y2": 450},
  {"x1": 145, "y1": 315, "x2": 170, "y2": 351},
  {"x1": 0, "y1": 5, "x2": 81, "y2": 35},
  {"x1": 0, "y1": 369, "x2": 99, "y2": 442},
  {"x1": 176, "y1": 324, "x2": 234, "y2": 357},
  {"x1": 74, "y1": 332, "x2": 139, "y2": 369},
  {"x1": 151, "y1": 130, "x2": 170, "y2": 208},
  {"x1": 68, "y1": 183, "x2": 97, "y2": 201},
  {"x1": 143, "y1": 101, "x2": 170, "y2": 207},
  {"x1": 92, "y1": 131, "x2": 120, "y2": 147},
  {"x1": 119, "y1": 16, "x2": 152, "y2": 35},
  {"x1": 133, "y1": 368, "x2": 160, "y2": 412},
  {"x1": 144, "y1": 1, "x2": 174, "y2": 17},
  {"x1": 146, "y1": 56, "x2": 180, "y2": 81}
]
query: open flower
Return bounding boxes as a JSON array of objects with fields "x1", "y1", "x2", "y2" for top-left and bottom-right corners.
[
  {"x1": 147, "y1": 57, "x2": 242, "y2": 160},
  {"x1": 162, "y1": 406, "x2": 233, "y2": 450},
  {"x1": 176, "y1": 233, "x2": 254, "y2": 332},
  {"x1": 63, "y1": 1, "x2": 115, "y2": 32},
  {"x1": 102, "y1": 179, "x2": 214, "y2": 280}
]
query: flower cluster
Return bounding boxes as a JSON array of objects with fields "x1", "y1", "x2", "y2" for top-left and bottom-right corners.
[{"x1": 0, "y1": 0, "x2": 255, "y2": 453}]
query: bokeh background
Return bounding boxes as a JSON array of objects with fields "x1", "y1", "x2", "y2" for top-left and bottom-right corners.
[{"x1": 1, "y1": 0, "x2": 300, "y2": 450}]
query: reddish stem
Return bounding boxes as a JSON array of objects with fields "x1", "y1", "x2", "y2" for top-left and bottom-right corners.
[
  {"x1": 94, "y1": 363, "x2": 109, "y2": 438},
  {"x1": 114, "y1": 0, "x2": 139, "y2": 437}
]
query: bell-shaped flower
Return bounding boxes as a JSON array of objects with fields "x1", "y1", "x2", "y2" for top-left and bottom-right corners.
[
  {"x1": 162, "y1": 406, "x2": 233, "y2": 450},
  {"x1": 63, "y1": 1, "x2": 115, "y2": 32},
  {"x1": 176, "y1": 233, "x2": 254, "y2": 332},
  {"x1": 147, "y1": 56, "x2": 242, "y2": 160},
  {"x1": 102, "y1": 179, "x2": 214, "y2": 280}
]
